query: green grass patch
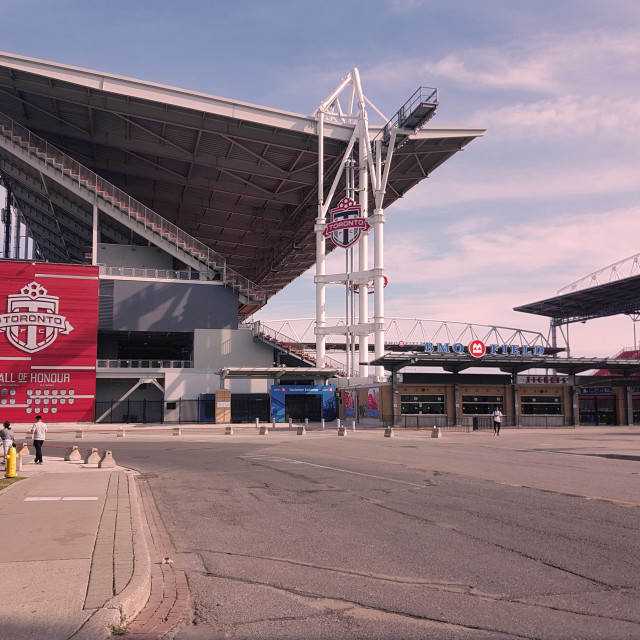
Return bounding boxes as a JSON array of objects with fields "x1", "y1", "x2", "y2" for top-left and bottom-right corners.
[{"x1": 0, "y1": 477, "x2": 24, "y2": 491}]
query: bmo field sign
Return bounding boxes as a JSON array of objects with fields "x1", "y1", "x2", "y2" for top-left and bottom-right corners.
[{"x1": 0, "y1": 261, "x2": 99, "y2": 422}]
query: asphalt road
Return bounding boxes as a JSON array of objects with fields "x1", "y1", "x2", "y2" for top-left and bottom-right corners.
[{"x1": 73, "y1": 428, "x2": 640, "y2": 639}]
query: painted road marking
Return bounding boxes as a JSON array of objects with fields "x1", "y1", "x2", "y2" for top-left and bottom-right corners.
[{"x1": 243, "y1": 454, "x2": 424, "y2": 487}]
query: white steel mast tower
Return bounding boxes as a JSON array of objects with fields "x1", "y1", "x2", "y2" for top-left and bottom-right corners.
[{"x1": 314, "y1": 69, "x2": 438, "y2": 381}]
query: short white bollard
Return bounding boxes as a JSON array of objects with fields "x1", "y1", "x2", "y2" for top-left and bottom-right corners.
[
  {"x1": 321, "y1": 419, "x2": 325, "y2": 430},
  {"x1": 305, "y1": 418, "x2": 309, "y2": 429},
  {"x1": 64, "y1": 446, "x2": 82, "y2": 461},
  {"x1": 351, "y1": 420, "x2": 356, "y2": 431},
  {"x1": 98, "y1": 450, "x2": 116, "y2": 468},
  {"x1": 289, "y1": 417, "x2": 293, "y2": 428},
  {"x1": 256, "y1": 418, "x2": 260, "y2": 429},
  {"x1": 336, "y1": 418, "x2": 341, "y2": 430},
  {"x1": 84, "y1": 448, "x2": 101, "y2": 464},
  {"x1": 272, "y1": 420, "x2": 276, "y2": 430}
]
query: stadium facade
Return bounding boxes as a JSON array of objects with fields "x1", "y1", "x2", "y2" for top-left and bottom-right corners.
[{"x1": 0, "y1": 51, "x2": 638, "y2": 428}]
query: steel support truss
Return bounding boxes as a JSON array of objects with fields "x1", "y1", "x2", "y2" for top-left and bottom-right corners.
[{"x1": 314, "y1": 68, "x2": 399, "y2": 381}]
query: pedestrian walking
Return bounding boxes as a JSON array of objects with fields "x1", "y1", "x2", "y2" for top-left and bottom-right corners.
[
  {"x1": 0, "y1": 420, "x2": 15, "y2": 463},
  {"x1": 31, "y1": 415, "x2": 47, "y2": 464},
  {"x1": 492, "y1": 407, "x2": 502, "y2": 435}
]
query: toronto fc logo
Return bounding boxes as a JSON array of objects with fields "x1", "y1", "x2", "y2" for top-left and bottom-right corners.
[
  {"x1": 323, "y1": 197, "x2": 371, "y2": 249},
  {"x1": 0, "y1": 281, "x2": 74, "y2": 354}
]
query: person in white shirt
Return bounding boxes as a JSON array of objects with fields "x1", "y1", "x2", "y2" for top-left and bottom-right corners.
[
  {"x1": 492, "y1": 407, "x2": 503, "y2": 435},
  {"x1": 31, "y1": 415, "x2": 47, "y2": 464}
]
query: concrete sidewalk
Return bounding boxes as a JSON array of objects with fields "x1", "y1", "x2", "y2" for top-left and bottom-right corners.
[{"x1": 0, "y1": 452, "x2": 150, "y2": 640}]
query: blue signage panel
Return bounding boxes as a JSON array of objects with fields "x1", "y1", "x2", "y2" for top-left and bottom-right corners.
[{"x1": 270, "y1": 385, "x2": 337, "y2": 422}]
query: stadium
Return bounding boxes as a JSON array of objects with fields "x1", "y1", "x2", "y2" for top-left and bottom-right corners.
[{"x1": 0, "y1": 51, "x2": 639, "y2": 428}]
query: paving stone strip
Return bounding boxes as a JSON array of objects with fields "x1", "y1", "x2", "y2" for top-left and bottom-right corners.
[{"x1": 84, "y1": 471, "x2": 134, "y2": 609}]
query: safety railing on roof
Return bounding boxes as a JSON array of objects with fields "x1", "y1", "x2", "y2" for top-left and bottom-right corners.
[
  {"x1": 97, "y1": 359, "x2": 193, "y2": 369},
  {"x1": 99, "y1": 265, "x2": 211, "y2": 281},
  {"x1": 0, "y1": 111, "x2": 266, "y2": 305}
]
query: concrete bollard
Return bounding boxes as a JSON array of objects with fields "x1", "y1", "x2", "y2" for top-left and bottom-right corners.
[
  {"x1": 384, "y1": 427, "x2": 395, "y2": 438},
  {"x1": 337, "y1": 425, "x2": 347, "y2": 436},
  {"x1": 256, "y1": 418, "x2": 259, "y2": 429},
  {"x1": 259, "y1": 425, "x2": 269, "y2": 435},
  {"x1": 117, "y1": 428, "x2": 126, "y2": 437},
  {"x1": 98, "y1": 450, "x2": 116, "y2": 468},
  {"x1": 75, "y1": 429, "x2": 83, "y2": 438},
  {"x1": 351, "y1": 420, "x2": 356, "y2": 431},
  {"x1": 337, "y1": 418, "x2": 341, "y2": 430},
  {"x1": 321, "y1": 419, "x2": 325, "y2": 430},
  {"x1": 225, "y1": 425, "x2": 233, "y2": 435},
  {"x1": 19, "y1": 443, "x2": 29, "y2": 456},
  {"x1": 173, "y1": 427, "x2": 181, "y2": 436},
  {"x1": 272, "y1": 420, "x2": 276, "y2": 430},
  {"x1": 16, "y1": 453, "x2": 22, "y2": 471},
  {"x1": 431, "y1": 427, "x2": 442, "y2": 438},
  {"x1": 64, "y1": 446, "x2": 82, "y2": 461},
  {"x1": 288, "y1": 417, "x2": 293, "y2": 428},
  {"x1": 297, "y1": 426, "x2": 306, "y2": 435},
  {"x1": 84, "y1": 448, "x2": 101, "y2": 464},
  {"x1": 305, "y1": 418, "x2": 309, "y2": 429}
]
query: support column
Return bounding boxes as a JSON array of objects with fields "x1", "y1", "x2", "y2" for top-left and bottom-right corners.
[
  {"x1": 454, "y1": 383, "x2": 460, "y2": 427},
  {"x1": 572, "y1": 386, "x2": 580, "y2": 427},
  {"x1": 358, "y1": 115, "x2": 369, "y2": 378},
  {"x1": 373, "y1": 208, "x2": 385, "y2": 380},
  {"x1": 315, "y1": 111, "x2": 326, "y2": 367},
  {"x1": 626, "y1": 385, "x2": 634, "y2": 426},
  {"x1": 512, "y1": 377, "x2": 520, "y2": 428},
  {"x1": 92, "y1": 198, "x2": 98, "y2": 265}
]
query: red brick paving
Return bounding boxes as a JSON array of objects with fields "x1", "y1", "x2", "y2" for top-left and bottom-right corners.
[{"x1": 126, "y1": 479, "x2": 190, "y2": 639}]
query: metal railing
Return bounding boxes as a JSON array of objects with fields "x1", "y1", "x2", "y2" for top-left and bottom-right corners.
[
  {"x1": 99, "y1": 265, "x2": 212, "y2": 281},
  {"x1": 97, "y1": 359, "x2": 192, "y2": 369},
  {"x1": 0, "y1": 111, "x2": 266, "y2": 304},
  {"x1": 253, "y1": 321, "x2": 346, "y2": 374}
]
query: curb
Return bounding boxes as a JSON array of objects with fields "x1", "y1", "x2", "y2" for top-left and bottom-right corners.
[{"x1": 70, "y1": 471, "x2": 151, "y2": 639}]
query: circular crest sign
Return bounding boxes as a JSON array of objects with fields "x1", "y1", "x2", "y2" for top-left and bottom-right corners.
[{"x1": 469, "y1": 339, "x2": 486, "y2": 358}]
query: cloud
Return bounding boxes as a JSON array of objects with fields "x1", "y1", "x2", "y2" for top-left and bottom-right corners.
[{"x1": 424, "y1": 29, "x2": 640, "y2": 95}]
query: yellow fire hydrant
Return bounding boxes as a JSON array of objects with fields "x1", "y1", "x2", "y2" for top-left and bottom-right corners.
[{"x1": 4, "y1": 445, "x2": 17, "y2": 478}]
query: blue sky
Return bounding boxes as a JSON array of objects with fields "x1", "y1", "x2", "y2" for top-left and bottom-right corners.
[{"x1": 2, "y1": 0, "x2": 639, "y2": 357}]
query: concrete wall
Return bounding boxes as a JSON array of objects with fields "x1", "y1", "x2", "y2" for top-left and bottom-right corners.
[
  {"x1": 193, "y1": 327, "x2": 273, "y2": 369},
  {"x1": 98, "y1": 244, "x2": 176, "y2": 269},
  {"x1": 99, "y1": 279, "x2": 238, "y2": 331},
  {"x1": 163, "y1": 369, "x2": 269, "y2": 396}
]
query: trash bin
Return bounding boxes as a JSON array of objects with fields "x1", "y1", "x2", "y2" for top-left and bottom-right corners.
[{"x1": 472, "y1": 417, "x2": 479, "y2": 431}]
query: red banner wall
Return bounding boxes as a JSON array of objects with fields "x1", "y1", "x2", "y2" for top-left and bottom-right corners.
[{"x1": 0, "y1": 261, "x2": 99, "y2": 423}]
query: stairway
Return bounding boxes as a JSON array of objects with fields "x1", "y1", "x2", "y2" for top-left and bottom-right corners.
[
  {"x1": 253, "y1": 322, "x2": 345, "y2": 374},
  {"x1": 0, "y1": 111, "x2": 266, "y2": 310}
]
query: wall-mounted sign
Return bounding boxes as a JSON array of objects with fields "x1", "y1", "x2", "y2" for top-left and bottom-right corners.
[
  {"x1": 0, "y1": 261, "x2": 99, "y2": 422},
  {"x1": 424, "y1": 340, "x2": 544, "y2": 357},
  {"x1": 323, "y1": 197, "x2": 371, "y2": 248},
  {"x1": 517, "y1": 375, "x2": 573, "y2": 385}
]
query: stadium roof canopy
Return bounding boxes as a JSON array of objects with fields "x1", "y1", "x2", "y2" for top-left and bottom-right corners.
[
  {"x1": 370, "y1": 353, "x2": 640, "y2": 376},
  {"x1": 0, "y1": 51, "x2": 485, "y2": 315},
  {"x1": 513, "y1": 275, "x2": 640, "y2": 324}
]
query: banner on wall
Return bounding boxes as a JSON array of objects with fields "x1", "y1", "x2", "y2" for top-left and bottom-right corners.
[
  {"x1": 0, "y1": 261, "x2": 99, "y2": 422},
  {"x1": 344, "y1": 389, "x2": 355, "y2": 417},
  {"x1": 367, "y1": 387, "x2": 380, "y2": 417}
]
